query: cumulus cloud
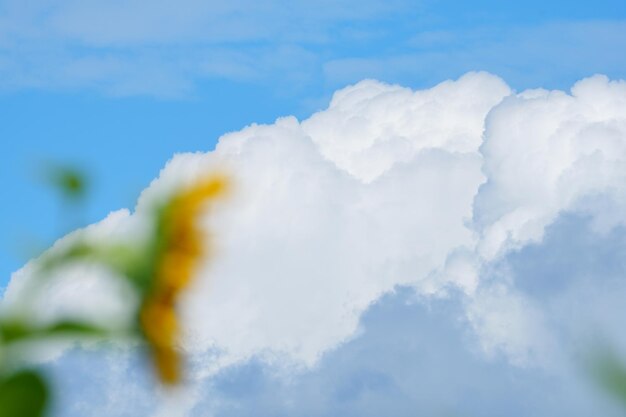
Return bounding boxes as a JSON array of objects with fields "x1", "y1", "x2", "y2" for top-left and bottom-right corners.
[
  {"x1": 467, "y1": 75, "x2": 626, "y2": 366},
  {"x1": 475, "y1": 75, "x2": 626, "y2": 258},
  {"x1": 3, "y1": 71, "x2": 626, "y2": 415},
  {"x1": 124, "y1": 72, "x2": 509, "y2": 371}
]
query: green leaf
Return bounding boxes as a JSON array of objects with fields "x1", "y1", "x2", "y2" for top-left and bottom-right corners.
[
  {"x1": 0, "y1": 370, "x2": 49, "y2": 417},
  {"x1": 588, "y1": 349, "x2": 626, "y2": 407},
  {"x1": 0, "y1": 319, "x2": 109, "y2": 345},
  {"x1": 38, "y1": 240, "x2": 151, "y2": 290},
  {"x1": 46, "y1": 320, "x2": 108, "y2": 337},
  {"x1": 0, "y1": 321, "x2": 31, "y2": 345},
  {"x1": 42, "y1": 164, "x2": 87, "y2": 200}
]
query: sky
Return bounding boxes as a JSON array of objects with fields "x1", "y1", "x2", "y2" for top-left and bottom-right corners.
[{"x1": 2, "y1": 0, "x2": 626, "y2": 416}]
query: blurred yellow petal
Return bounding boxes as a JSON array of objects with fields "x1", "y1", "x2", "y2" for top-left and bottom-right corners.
[
  {"x1": 140, "y1": 173, "x2": 228, "y2": 385},
  {"x1": 153, "y1": 345, "x2": 180, "y2": 385},
  {"x1": 140, "y1": 301, "x2": 177, "y2": 348}
]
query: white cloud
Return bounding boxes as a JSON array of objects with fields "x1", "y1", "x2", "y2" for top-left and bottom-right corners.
[
  {"x1": 132, "y1": 72, "x2": 506, "y2": 371},
  {"x1": 1, "y1": 209, "x2": 140, "y2": 330},
  {"x1": 4, "y1": 72, "x2": 507, "y2": 369},
  {"x1": 466, "y1": 283, "x2": 557, "y2": 367},
  {"x1": 302, "y1": 73, "x2": 510, "y2": 181},
  {"x1": 3, "y1": 71, "x2": 626, "y2": 415},
  {"x1": 474, "y1": 75, "x2": 626, "y2": 260},
  {"x1": 455, "y1": 75, "x2": 626, "y2": 366}
]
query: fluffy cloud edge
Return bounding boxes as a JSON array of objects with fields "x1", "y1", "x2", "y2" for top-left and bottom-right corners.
[{"x1": 2, "y1": 72, "x2": 626, "y2": 386}]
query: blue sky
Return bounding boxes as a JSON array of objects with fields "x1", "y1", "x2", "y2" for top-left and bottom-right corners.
[
  {"x1": 2, "y1": 1, "x2": 626, "y2": 416},
  {"x1": 2, "y1": 0, "x2": 626, "y2": 284},
  {"x1": 2, "y1": 0, "x2": 626, "y2": 281}
]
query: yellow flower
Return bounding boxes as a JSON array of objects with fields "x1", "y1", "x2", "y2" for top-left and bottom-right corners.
[{"x1": 140, "y1": 174, "x2": 228, "y2": 384}]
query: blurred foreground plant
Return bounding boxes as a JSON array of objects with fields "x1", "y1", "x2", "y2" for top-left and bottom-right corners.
[
  {"x1": 587, "y1": 346, "x2": 626, "y2": 409},
  {"x1": 141, "y1": 177, "x2": 228, "y2": 383},
  {"x1": 0, "y1": 169, "x2": 228, "y2": 416}
]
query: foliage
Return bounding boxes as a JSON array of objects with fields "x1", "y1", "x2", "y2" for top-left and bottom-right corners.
[
  {"x1": 588, "y1": 347, "x2": 626, "y2": 409},
  {"x1": 0, "y1": 370, "x2": 48, "y2": 417},
  {"x1": 0, "y1": 167, "x2": 228, "y2": 416}
]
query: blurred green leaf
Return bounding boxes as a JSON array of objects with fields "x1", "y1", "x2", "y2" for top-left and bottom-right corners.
[
  {"x1": 42, "y1": 164, "x2": 87, "y2": 200},
  {"x1": 0, "y1": 370, "x2": 48, "y2": 417},
  {"x1": 0, "y1": 319, "x2": 109, "y2": 345},
  {"x1": 588, "y1": 348, "x2": 626, "y2": 407},
  {"x1": 39, "y1": 240, "x2": 152, "y2": 290},
  {"x1": 47, "y1": 320, "x2": 107, "y2": 335},
  {"x1": 0, "y1": 321, "x2": 31, "y2": 344}
]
